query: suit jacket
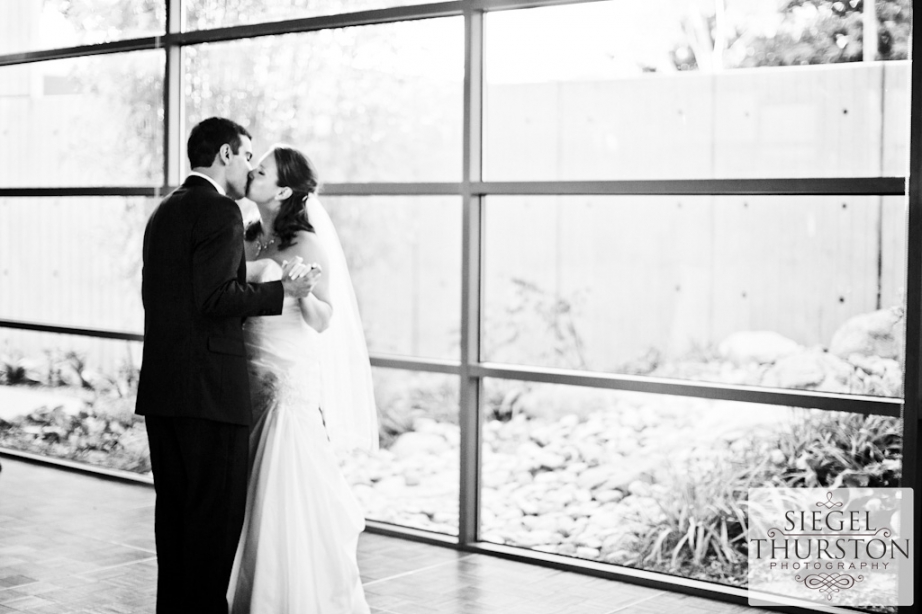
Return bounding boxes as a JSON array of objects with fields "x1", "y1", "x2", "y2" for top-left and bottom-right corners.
[{"x1": 136, "y1": 175, "x2": 284, "y2": 426}]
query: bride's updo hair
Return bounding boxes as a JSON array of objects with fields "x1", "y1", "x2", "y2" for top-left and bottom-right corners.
[{"x1": 245, "y1": 145, "x2": 320, "y2": 250}]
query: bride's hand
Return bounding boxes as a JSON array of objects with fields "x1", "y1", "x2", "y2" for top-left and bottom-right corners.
[{"x1": 281, "y1": 257, "x2": 307, "y2": 280}]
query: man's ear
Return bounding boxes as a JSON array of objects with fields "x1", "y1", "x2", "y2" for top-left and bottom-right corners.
[
  {"x1": 218, "y1": 143, "x2": 233, "y2": 166},
  {"x1": 275, "y1": 186, "x2": 293, "y2": 201}
]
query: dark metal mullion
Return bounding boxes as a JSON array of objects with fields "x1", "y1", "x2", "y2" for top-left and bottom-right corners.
[
  {"x1": 321, "y1": 183, "x2": 462, "y2": 195},
  {"x1": 472, "y1": 363, "x2": 901, "y2": 417},
  {"x1": 473, "y1": 177, "x2": 907, "y2": 196},
  {"x1": 897, "y1": 5, "x2": 922, "y2": 612},
  {"x1": 369, "y1": 356, "x2": 461, "y2": 374},
  {"x1": 458, "y1": 6, "x2": 484, "y2": 546},
  {"x1": 0, "y1": 177, "x2": 907, "y2": 198},
  {"x1": 471, "y1": 0, "x2": 613, "y2": 12},
  {"x1": 0, "y1": 37, "x2": 163, "y2": 67},
  {"x1": 0, "y1": 188, "x2": 161, "y2": 197},
  {"x1": 174, "y1": 2, "x2": 464, "y2": 45},
  {"x1": 0, "y1": 320, "x2": 143, "y2": 342}
]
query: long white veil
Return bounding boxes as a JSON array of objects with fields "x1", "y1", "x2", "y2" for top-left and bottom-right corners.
[{"x1": 306, "y1": 195, "x2": 379, "y2": 452}]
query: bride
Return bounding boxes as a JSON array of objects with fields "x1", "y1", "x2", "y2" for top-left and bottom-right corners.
[{"x1": 227, "y1": 145, "x2": 378, "y2": 613}]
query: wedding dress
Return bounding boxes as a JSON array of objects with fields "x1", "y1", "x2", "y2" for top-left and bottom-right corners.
[{"x1": 227, "y1": 197, "x2": 376, "y2": 614}]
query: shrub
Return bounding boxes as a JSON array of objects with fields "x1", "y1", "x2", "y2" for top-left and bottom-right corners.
[{"x1": 639, "y1": 410, "x2": 903, "y2": 584}]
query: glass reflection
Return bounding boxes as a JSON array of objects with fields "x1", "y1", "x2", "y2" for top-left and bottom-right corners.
[{"x1": 483, "y1": 195, "x2": 906, "y2": 398}]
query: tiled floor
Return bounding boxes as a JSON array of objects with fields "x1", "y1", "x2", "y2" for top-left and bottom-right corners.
[{"x1": 0, "y1": 456, "x2": 762, "y2": 614}]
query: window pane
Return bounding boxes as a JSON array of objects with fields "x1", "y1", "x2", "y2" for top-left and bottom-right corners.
[
  {"x1": 0, "y1": 0, "x2": 166, "y2": 55},
  {"x1": 484, "y1": 1, "x2": 912, "y2": 180},
  {"x1": 0, "y1": 329, "x2": 146, "y2": 474},
  {"x1": 256, "y1": 196, "x2": 461, "y2": 360},
  {"x1": 184, "y1": 0, "x2": 432, "y2": 31},
  {"x1": 340, "y1": 368, "x2": 459, "y2": 535},
  {"x1": 0, "y1": 197, "x2": 154, "y2": 332},
  {"x1": 0, "y1": 52, "x2": 164, "y2": 187},
  {"x1": 483, "y1": 196, "x2": 907, "y2": 398},
  {"x1": 480, "y1": 379, "x2": 902, "y2": 584},
  {"x1": 183, "y1": 18, "x2": 462, "y2": 182}
]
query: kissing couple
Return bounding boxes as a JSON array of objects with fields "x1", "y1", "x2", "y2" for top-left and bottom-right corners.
[{"x1": 136, "y1": 117, "x2": 377, "y2": 614}]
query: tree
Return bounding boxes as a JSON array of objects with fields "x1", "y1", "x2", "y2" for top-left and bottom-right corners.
[{"x1": 671, "y1": 0, "x2": 912, "y2": 71}]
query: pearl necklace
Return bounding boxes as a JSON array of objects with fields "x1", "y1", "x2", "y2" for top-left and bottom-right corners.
[{"x1": 254, "y1": 233, "x2": 277, "y2": 257}]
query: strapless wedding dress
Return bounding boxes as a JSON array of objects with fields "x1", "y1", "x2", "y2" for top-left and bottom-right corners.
[{"x1": 227, "y1": 259, "x2": 369, "y2": 614}]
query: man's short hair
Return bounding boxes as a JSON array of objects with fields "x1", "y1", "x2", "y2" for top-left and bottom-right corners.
[{"x1": 187, "y1": 117, "x2": 252, "y2": 168}]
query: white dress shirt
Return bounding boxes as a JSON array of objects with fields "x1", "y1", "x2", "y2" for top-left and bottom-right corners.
[{"x1": 188, "y1": 171, "x2": 226, "y2": 196}]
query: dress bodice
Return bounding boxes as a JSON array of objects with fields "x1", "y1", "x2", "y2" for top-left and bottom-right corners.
[{"x1": 243, "y1": 259, "x2": 321, "y2": 419}]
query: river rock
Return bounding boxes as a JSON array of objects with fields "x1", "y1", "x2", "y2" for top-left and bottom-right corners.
[
  {"x1": 389, "y1": 431, "x2": 445, "y2": 459},
  {"x1": 577, "y1": 466, "x2": 611, "y2": 490},
  {"x1": 593, "y1": 489, "x2": 624, "y2": 504},
  {"x1": 718, "y1": 331, "x2": 802, "y2": 364}
]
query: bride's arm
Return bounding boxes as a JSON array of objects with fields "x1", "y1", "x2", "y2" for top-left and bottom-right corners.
[{"x1": 288, "y1": 230, "x2": 333, "y2": 332}]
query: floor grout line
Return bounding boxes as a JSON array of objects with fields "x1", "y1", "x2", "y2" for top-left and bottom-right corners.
[
  {"x1": 603, "y1": 590, "x2": 670, "y2": 614},
  {"x1": 362, "y1": 553, "x2": 479, "y2": 587},
  {"x1": 74, "y1": 555, "x2": 158, "y2": 578},
  {"x1": 101, "y1": 540, "x2": 157, "y2": 556}
]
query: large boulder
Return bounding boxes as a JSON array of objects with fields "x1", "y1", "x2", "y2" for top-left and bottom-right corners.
[
  {"x1": 829, "y1": 306, "x2": 905, "y2": 365},
  {"x1": 718, "y1": 331, "x2": 802, "y2": 365},
  {"x1": 761, "y1": 348, "x2": 854, "y2": 391}
]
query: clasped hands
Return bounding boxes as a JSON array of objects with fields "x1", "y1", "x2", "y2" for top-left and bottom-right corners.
[{"x1": 281, "y1": 256, "x2": 321, "y2": 299}]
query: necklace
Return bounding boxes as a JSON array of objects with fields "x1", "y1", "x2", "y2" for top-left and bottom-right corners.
[{"x1": 254, "y1": 233, "x2": 276, "y2": 257}]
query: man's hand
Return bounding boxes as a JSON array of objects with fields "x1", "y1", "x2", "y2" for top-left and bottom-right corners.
[{"x1": 282, "y1": 258, "x2": 322, "y2": 299}]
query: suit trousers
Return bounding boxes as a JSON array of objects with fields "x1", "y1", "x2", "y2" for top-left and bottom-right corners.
[{"x1": 145, "y1": 415, "x2": 249, "y2": 614}]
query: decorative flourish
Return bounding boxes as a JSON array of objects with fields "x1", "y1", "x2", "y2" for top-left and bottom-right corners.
[
  {"x1": 796, "y1": 574, "x2": 863, "y2": 601},
  {"x1": 767, "y1": 525, "x2": 891, "y2": 538},
  {"x1": 816, "y1": 492, "x2": 844, "y2": 509}
]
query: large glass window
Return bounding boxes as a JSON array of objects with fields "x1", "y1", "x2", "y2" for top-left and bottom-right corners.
[
  {"x1": 0, "y1": 197, "x2": 154, "y2": 332},
  {"x1": 480, "y1": 379, "x2": 902, "y2": 583},
  {"x1": 340, "y1": 368, "x2": 459, "y2": 535},
  {"x1": 0, "y1": 329, "x2": 145, "y2": 473},
  {"x1": 0, "y1": 52, "x2": 164, "y2": 187},
  {"x1": 484, "y1": 1, "x2": 912, "y2": 181},
  {"x1": 0, "y1": 0, "x2": 166, "y2": 55},
  {"x1": 483, "y1": 195, "x2": 907, "y2": 398},
  {"x1": 183, "y1": 18, "x2": 463, "y2": 182},
  {"x1": 240, "y1": 196, "x2": 462, "y2": 360}
]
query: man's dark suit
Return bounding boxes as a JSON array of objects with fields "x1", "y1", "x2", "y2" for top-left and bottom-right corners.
[{"x1": 136, "y1": 175, "x2": 283, "y2": 614}]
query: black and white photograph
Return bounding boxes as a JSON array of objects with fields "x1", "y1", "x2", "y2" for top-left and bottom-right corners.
[{"x1": 0, "y1": 1, "x2": 919, "y2": 613}]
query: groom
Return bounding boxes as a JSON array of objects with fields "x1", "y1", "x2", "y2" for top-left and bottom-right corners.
[{"x1": 136, "y1": 117, "x2": 318, "y2": 614}]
